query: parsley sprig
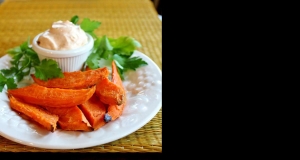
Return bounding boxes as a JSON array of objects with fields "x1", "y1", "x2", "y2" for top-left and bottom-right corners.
[
  {"x1": 71, "y1": 15, "x2": 101, "y2": 39},
  {"x1": 71, "y1": 15, "x2": 148, "y2": 80},
  {"x1": 86, "y1": 36, "x2": 147, "y2": 80},
  {"x1": 0, "y1": 39, "x2": 63, "y2": 92}
]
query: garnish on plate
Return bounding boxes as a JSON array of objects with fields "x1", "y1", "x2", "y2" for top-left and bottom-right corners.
[
  {"x1": 71, "y1": 15, "x2": 148, "y2": 80},
  {"x1": 0, "y1": 39, "x2": 63, "y2": 92}
]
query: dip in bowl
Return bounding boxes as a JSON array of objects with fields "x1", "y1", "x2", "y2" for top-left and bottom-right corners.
[{"x1": 32, "y1": 20, "x2": 94, "y2": 72}]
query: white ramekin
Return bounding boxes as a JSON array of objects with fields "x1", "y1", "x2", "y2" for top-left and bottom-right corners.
[{"x1": 31, "y1": 32, "x2": 94, "y2": 72}]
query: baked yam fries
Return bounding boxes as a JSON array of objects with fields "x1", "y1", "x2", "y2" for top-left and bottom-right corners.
[{"x1": 7, "y1": 64, "x2": 127, "y2": 132}]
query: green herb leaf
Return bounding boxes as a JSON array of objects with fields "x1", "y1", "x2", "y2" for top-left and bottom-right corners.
[
  {"x1": 112, "y1": 54, "x2": 148, "y2": 80},
  {"x1": 34, "y1": 59, "x2": 64, "y2": 81},
  {"x1": 86, "y1": 52, "x2": 101, "y2": 69},
  {"x1": 98, "y1": 36, "x2": 114, "y2": 60},
  {"x1": 116, "y1": 55, "x2": 147, "y2": 71},
  {"x1": 0, "y1": 39, "x2": 45, "y2": 92},
  {"x1": 15, "y1": 72, "x2": 24, "y2": 82},
  {"x1": 86, "y1": 36, "x2": 113, "y2": 69},
  {"x1": 123, "y1": 56, "x2": 148, "y2": 71},
  {"x1": 112, "y1": 59, "x2": 125, "y2": 80},
  {"x1": 86, "y1": 34, "x2": 147, "y2": 79},
  {"x1": 0, "y1": 67, "x2": 18, "y2": 77},
  {"x1": 0, "y1": 73, "x2": 17, "y2": 92},
  {"x1": 6, "y1": 46, "x2": 22, "y2": 57},
  {"x1": 6, "y1": 77, "x2": 18, "y2": 90},
  {"x1": 0, "y1": 73, "x2": 7, "y2": 91},
  {"x1": 70, "y1": 15, "x2": 79, "y2": 24},
  {"x1": 80, "y1": 18, "x2": 101, "y2": 32},
  {"x1": 110, "y1": 36, "x2": 142, "y2": 57},
  {"x1": 99, "y1": 36, "x2": 114, "y2": 51},
  {"x1": 80, "y1": 18, "x2": 101, "y2": 38}
]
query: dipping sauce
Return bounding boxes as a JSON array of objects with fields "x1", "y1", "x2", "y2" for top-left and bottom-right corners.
[{"x1": 37, "y1": 20, "x2": 88, "y2": 50}]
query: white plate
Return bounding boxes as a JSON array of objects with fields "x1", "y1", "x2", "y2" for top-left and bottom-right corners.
[{"x1": 0, "y1": 51, "x2": 162, "y2": 149}]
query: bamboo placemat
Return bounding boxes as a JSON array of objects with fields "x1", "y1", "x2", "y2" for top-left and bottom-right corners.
[{"x1": 0, "y1": 0, "x2": 162, "y2": 152}]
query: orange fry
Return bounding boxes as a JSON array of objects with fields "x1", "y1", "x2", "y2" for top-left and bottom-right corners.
[
  {"x1": 95, "y1": 77, "x2": 125, "y2": 106},
  {"x1": 44, "y1": 106, "x2": 93, "y2": 131},
  {"x1": 31, "y1": 67, "x2": 109, "y2": 89},
  {"x1": 8, "y1": 83, "x2": 96, "y2": 107},
  {"x1": 79, "y1": 94, "x2": 108, "y2": 130},
  {"x1": 8, "y1": 95, "x2": 59, "y2": 132},
  {"x1": 105, "y1": 61, "x2": 127, "y2": 122}
]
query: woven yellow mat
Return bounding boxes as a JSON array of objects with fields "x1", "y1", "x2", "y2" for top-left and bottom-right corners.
[{"x1": 0, "y1": 0, "x2": 162, "y2": 152}]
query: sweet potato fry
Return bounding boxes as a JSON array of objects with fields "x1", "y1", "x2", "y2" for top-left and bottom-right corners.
[
  {"x1": 8, "y1": 95, "x2": 59, "y2": 132},
  {"x1": 106, "y1": 103, "x2": 126, "y2": 122},
  {"x1": 79, "y1": 93, "x2": 108, "y2": 130},
  {"x1": 31, "y1": 67, "x2": 109, "y2": 89},
  {"x1": 86, "y1": 66, "x2": 125, "y2": 106},
  {"x1": 95, "y1": 77, "x2": 125, "y2": 106},
  {"x1": 44, "y1": 106, "x2": 93, "y2": 131},
  {"x1": 105, "y1": 61, "x2": 127, "y2": 122},
  {"x1": 8, "y1": 83, "x2": 96, "y2": 107}
]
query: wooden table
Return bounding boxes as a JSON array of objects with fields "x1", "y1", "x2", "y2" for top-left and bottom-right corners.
[{"x1": 0, "y1": 0, "x2": 162, "y2": 154}]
